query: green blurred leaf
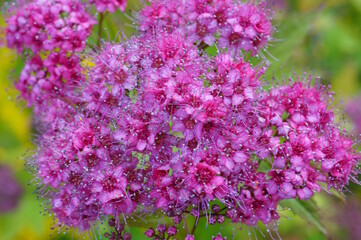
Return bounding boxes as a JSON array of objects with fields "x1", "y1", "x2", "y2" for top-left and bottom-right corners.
[
  {"x1": 264, "y1": 11, "x2": 318, "y2": 79},
  {"x1": 280, "y1": 199, "x2": 328, "y2": 237},
  {"x1": 350, "y1": 0, "x2": 361, "y2": 14}
]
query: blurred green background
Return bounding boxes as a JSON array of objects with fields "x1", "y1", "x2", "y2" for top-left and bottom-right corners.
[{"x1": 1, "y1": 0, "x2": 361, "y2": 239}]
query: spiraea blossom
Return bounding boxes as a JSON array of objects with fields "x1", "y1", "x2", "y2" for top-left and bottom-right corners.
[
  {"x1": 137, "y1": 0, "x2": 272, "y2": 55},
  {"x1": 3, "y1": 0, "x2": 361, "y2": 239},
  {"x1": 5, "y1": 0, "x2": 96, "y2": 113}
]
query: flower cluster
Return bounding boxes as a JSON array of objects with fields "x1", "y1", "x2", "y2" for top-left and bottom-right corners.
[
  {"x1": 258, "y1": 81, "x2": 359, "y2": 192},
  {"x1": 137, "y1": 0, "x2": 273, "y2": 55},
  {"x1": 4, "y1": 0, "x2": 361, "y2": 239},
  {"x1": 5, "y1": 0, "x2": 96, "y2": 111},
  {"x1": 5, "y1": 0, "x2": 128, "y2": 113}
]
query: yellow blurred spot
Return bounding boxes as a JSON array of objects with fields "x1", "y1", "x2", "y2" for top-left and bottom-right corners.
[
  {"x1": 0, "y1": 47, "x2": 32, "y2": 145},
  {"x1": 81, "y1": 58, "x2": 95, "y2": 75},
  {"x1": 14, "y1": 227, "x2": 47, "y2": 240}
]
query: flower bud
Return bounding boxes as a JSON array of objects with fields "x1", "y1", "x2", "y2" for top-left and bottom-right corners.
[
  {"x1": 167, "y1": 226, "x2": 178, "y2": 236},
  {"x1": 123, "y1": 232, "x2": 131, "y2": 240},
  {"x1": 108, "y1": 218, "x2": 116, "y2": 227},
  {"x1": 213, "y1": 234, "x2": 226, "y2": 240},
  {"x1": 116, "y1": 224, "x2": 124, "y2": 233},
  {"x1": 145, "y1": 228, "x2": 155, "y2": 238},
  {"x1": 157, "y1": 224, "x2": 166, "y2": 234},
  {"x1": 212, "y1": 204, "x2": 220, "y2": 213},
  {"x1": 217, "y1": 215, "x2": 225, "y2": 224},
  {"x1": 173, "y1": 215, "x2": 182, "y2": 224},
  {"x1": 209, "y1": 216, "x2": 217, "y2": 225}
]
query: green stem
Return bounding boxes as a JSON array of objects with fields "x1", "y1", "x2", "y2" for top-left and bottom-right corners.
[
  {"x1": 184, "y1": 216, "x2": 190, "y2": 235},
  {"x1": 191, "y1": 219, "x2": 198, "y2": 236}
]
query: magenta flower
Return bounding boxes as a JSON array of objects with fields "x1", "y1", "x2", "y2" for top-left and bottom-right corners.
[
  {"x1": 73, "y1": 124, "x2": 96, "y2": 151},
  {"x1": 189, "y1": 162, "x2": 225, "y2": 199},
  {"x1": 188, "y1": 13, "x2": 217, "y2": 45}
]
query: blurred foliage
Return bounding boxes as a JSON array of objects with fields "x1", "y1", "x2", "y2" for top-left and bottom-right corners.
[{"x1": 1, "y1": 0, "x2": 361, "y2": 239}]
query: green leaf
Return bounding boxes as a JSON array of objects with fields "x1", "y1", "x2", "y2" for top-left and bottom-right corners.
[
  {"x1": 263, "y1": 11, "x2": 318, "y2": 80},
  {"x1": 172, "y1": 146, "x2": 181, "y2": 153},
  {"x1": 205, "y1": 45, "x2": 217, "y2": 57},
  {"x1": 258, "y1": 159, "x2": 272, "y2": 172},
  {"x1": 350, "y1": 0, "x2": 361, "y2": 14},
  {"x1": 319, "y1": 183, "x2": 347, "y2": 203},
  {"x1": 129, "y1": 89, "x2": 138, "y2": 102},
  {"x1": 133, "y1": 151, "x2": 150, "y2": 170},
  {"x1": 281, "y1": 111, "x2": 290, "y2": 121},
  {"x1": 280, "y1": 199, "x2": 328, "y2": 236}
]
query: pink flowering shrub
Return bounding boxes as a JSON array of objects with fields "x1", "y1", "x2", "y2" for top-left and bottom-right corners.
[{"x1": 3, "y1": 0, "x2": 361, "y2": 239}]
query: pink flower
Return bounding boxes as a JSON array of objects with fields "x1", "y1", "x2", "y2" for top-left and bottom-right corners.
[
  {"x1": 189, "y1": 163, "x2": 224, "y2": 199},
  {"x1": 91, "y1": 166, "x2": 134, "y2": 214},
  {"x1": 73, "y1": 124, "x2": 95, "y2": 151},
  {"x1": 188, "y1": 13, "x2": 217, "y2": 45}
]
